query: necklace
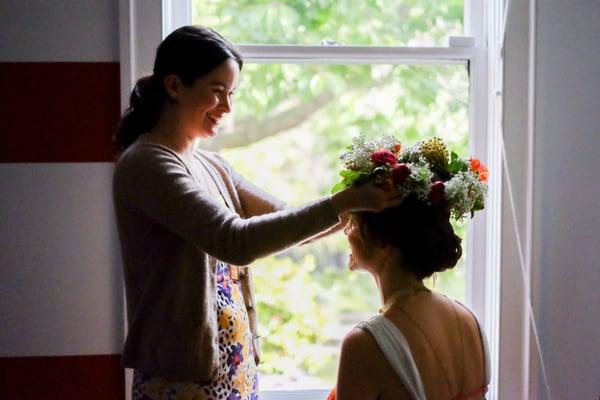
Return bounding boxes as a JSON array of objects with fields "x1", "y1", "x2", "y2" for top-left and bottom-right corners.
[{"x1": 379, "y1": 284, "x2": 430, "y2": 314}]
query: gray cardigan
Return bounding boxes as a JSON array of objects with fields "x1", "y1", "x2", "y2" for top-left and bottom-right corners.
[{"x1": 113, "y1": 141, "x2": 340, "y2": 381}]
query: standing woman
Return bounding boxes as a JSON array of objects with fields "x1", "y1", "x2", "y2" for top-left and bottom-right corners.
[{"x1": 113, "y1": 26, "x2": 403, "y2": 400}]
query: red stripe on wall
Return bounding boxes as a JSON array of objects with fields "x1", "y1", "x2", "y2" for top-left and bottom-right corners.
[
  {"x1": 0, "y1": 62, "x2": 121, "y2": 163},
  {"x1": 0, "y1": 354, "x2": 125, "y2": 400}
]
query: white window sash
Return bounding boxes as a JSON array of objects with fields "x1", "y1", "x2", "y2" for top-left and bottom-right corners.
[{"x1": 236, "y1": 44, "x2": 475, "y2": 64}]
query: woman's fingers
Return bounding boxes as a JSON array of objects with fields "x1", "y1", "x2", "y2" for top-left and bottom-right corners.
[
  {"x1": 371, "y1": 186, "x2": 404, "y2": 211},
  {"x1": 331, "y1": 182, "x2": 405, "y2": 214}
]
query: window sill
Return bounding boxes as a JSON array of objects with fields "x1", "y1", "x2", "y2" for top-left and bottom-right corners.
[{"x1": 260, "y1": 389, "x2": 329, "y2": 399}]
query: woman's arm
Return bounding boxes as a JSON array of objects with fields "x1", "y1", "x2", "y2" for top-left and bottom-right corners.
[
  {"x1": 210, "y1": 151, "x2": 343, "y2": 244},
  {"x1": 115, "y1": 146, "x2": 402, "y2": 266},
  {"x1": 299, "y1": 212, "x2": 350, "y2": 245},
  {"x1": 335, "y1": 328, "x2": 382, "y2": 400}
]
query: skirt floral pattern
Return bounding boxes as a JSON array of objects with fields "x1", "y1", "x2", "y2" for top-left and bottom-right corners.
[{"x1": 132, "y1": 262, "x2": 259, "y2": 400}]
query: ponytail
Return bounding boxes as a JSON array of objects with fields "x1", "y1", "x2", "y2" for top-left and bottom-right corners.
[{"x1": 114, "y1": 75, "x2": 165, "y2": 152}]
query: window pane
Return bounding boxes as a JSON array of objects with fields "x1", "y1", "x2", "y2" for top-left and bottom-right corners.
[
  {"x1": 204, "y1": 63, "x2": 469, "y2": 389},
  {"x1": 193, "y1": 0, "x2": 464, "y2": 46}
]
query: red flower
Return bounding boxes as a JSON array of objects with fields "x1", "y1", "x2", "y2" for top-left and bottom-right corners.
[
  {"x1": 470, "y1": 157, "x2": 489, "y2": 183},
  {"x1": 392, "y1": 163, "x2": 411, "y2": 184},
  {"x1": 429, "y1": 181, "x2": 446, "y2": 204},
  {"x1": 371, "y1": 149, "x2": 398, "y2": 166}
]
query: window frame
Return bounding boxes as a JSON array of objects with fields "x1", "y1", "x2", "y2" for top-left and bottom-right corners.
[{"x1": 119, "y1": 1, "x2": 509, "y2": 398}]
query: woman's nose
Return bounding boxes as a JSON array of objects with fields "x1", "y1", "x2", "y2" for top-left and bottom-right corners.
[{"x1": 220, "y1": 94, "x2": 232, "y2": 113}]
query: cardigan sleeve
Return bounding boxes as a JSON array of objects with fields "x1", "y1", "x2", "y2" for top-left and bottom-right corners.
[
  {"x1": 115, "y1": 145, "x2": 339, "y2": 266},
  {"x1": 209, "y1": 152, "x2": 287, "y2": 217}
]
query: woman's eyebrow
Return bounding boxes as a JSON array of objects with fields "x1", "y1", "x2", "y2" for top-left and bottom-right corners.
[{"x1": 211, "y1": 82, "x2": 239, "y2": 92}]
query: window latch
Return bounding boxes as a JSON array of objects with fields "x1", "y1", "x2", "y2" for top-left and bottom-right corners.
[
  {"x1": 320, "y1": 39, "x2": 344, "y2": 46},
  {"x1": 447, "y1": 36, "x2": 476, "y2": 47}
]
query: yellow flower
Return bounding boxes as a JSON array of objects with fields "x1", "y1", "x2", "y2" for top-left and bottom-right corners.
[
  {"x1": 231, "y1": 316, "x2": 245, "y2": 343},
  {"x1": 232, "y1": 372, "x2": 249, "y2": 397},
  {"x1": 420, "y1": 137, "x2": 449, "y2": 169},
  {"x1": 242, "y1": 337, "x2": 250, "y2": 360},
  {"x1": 232, "y1": 286, "x2": 243, "y2": 303},
  {"x1": 219, "y1": 308, "x2": 233, "y2": 330}
]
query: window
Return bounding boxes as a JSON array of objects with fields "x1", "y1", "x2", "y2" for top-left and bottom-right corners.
[
  {"x1": 199, "y1": 62, "x2": 470, "y2": 393},
  {"x1": 120, "y1": 1, "x2": 505, "y2": 398}
]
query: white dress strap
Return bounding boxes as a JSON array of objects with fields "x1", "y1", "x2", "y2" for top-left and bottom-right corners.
[{"x1": 357, "y1": 315, "x2": 427, "y2": 400}]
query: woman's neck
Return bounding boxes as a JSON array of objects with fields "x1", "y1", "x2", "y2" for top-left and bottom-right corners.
[
  {"x1": 147, "y1": 111, "x2": 198, "y2": 159},
  {"x1": 372, "y1": 257, "x2": 425, "y2": 307}
]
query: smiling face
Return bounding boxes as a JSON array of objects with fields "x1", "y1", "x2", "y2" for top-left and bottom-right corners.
[{"x1": 173, "y1": 58, "x2": 240, "y2": 139}]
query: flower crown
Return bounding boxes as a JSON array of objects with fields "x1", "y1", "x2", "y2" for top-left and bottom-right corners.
[{"x1": 332, "y1": 135, "x2": 488, "y2": 220}]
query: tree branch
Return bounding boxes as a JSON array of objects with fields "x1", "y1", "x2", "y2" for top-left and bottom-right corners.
[{"x1": 201, "y1": 91, "x2": 335, "y2": 151}]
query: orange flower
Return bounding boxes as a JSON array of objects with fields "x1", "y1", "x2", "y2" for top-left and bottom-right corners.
[
  {"x1": 470, "y1": 158, "x2": 489, "y2": 182},
  {"x1": 393, "y1": 143, "x2": 402, "y2": 153},
  {"x1": 327, "y1": 387, "x2": 337, "y2": 400}
]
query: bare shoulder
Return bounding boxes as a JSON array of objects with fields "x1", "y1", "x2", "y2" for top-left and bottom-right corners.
[
  {"x1": 337, "y1": 326, "x2": 412, "y2": 400},
  {"x1": 335, "y1": 327, "x2": 382, "y2": 399},
  {"x1": 341, "y1": 326, "x2": 378, "y2": 354},
  {"x1": 449, "y1": 298, "x2": 480, "y2": 326}
]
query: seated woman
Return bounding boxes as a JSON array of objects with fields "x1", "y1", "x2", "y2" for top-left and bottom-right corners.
[{"x1": 329, "y1": 137, "x2": 490, "y2": 400}]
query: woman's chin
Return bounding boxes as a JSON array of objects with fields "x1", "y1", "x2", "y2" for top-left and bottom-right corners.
[{"x1": 197, "y1": 128, "x2": 217, "y2": 139}]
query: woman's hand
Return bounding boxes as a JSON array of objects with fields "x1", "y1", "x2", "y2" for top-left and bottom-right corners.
[{"x1": 331, "y1": 182, "x2": 404, "y2": 214}]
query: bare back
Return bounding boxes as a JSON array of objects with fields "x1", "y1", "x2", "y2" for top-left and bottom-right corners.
[{"x1": 379, "y1": 291, "x2": 487, "y2": 399}]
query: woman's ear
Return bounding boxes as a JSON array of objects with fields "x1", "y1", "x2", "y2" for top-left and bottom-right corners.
[
  {"x1": 376, "y1": 244, "x2": 400, "y2": 273},
  {"x1": 163, "y1": 74, "x2": 183, "y2": 101}
]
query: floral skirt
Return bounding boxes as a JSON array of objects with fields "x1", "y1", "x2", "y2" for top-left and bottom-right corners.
[{"x1": 132, "y1": 262, "x2": 259, "y2": 400}]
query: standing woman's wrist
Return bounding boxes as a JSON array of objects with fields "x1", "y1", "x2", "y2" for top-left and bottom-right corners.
[{"x1": 331, "y1": 189, "x2": 352, "y2": 215}]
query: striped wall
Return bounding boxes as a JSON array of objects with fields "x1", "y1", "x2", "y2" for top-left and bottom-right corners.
[{"x1": 0, "y1": 1, "x2": 125, "y2": 399}]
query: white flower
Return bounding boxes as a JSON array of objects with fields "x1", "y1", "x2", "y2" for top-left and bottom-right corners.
[
  {"x1": 340, "y1": 135, "x2": 401, "y2": 172},
  {"x1": 404, "y1": 161, "x2": 433, "y2": 201},
  {"x1": 445, "y1": 172, "x2": 488, "y2": 219}
]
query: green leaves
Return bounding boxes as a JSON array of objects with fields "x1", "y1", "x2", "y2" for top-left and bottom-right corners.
[
  {"x1": 331, "y1": 169, "x2": 370, "y2": 193},
  {"x1": 448, "y1": 151, "x2": 469, "y2": 174},
  {"x1": 472, "y1": 195, "x2": 485, "y2": 213}
]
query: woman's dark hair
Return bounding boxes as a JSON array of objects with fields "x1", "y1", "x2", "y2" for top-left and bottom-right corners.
[
  {"x1": 114, "y1": 25, "x2": 243, "y2": 152},
  {"x1": 357, "y1": 195, "x2": 462, "y2": 279}
]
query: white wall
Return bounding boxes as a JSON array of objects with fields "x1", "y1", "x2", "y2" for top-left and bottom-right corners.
[
  {"x1": 486, "y1": 0, "x2": 600, "y2": 398},
  {"x1": 532, "y1": 1, "x2": 600, "y2": 398},
  {"x1": 0, "y1": 0, "x2": 122, "y2": 358},
  {"x1": 500, "y1": 0, "x2": 532, "y2": 397},
  {"x1": 0, "y1": 2, "x2": 124, "y2": 398},
  {"x1": 0, "y1": 0, "x2": 118, "y2": 62}
]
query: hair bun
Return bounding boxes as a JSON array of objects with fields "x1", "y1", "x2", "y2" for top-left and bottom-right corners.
[
  {"x1": 130, "y1": 75, "x2": 159, "y2": 110},
  {"x1": 358, "y1": 195, "x2": 463, "y2": 279}
]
